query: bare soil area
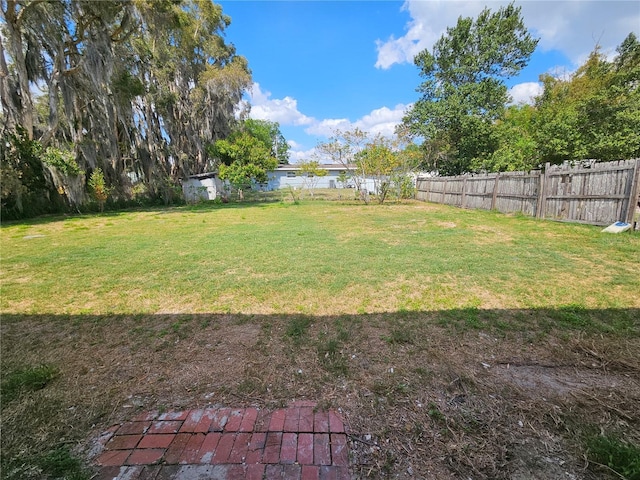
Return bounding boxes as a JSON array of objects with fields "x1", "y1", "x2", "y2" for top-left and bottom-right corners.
[{"x1": 2, "y1": 311, "x2": 639, "y2": 479}]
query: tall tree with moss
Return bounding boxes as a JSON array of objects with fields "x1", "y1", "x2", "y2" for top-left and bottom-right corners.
[
  {"x1": 1, "y1": 0, "x2": 251, "y2": 217},
  {"x1": 402, "y1": 2, "x2": 538, "y2": 175}
]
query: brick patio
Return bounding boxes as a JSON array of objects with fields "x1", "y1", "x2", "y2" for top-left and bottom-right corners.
[{"x1": 93, "y1": 402, "x2": 351, "y2": 479}]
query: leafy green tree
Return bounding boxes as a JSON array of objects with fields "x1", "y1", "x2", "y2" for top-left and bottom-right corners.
[
  {"x1": 336, "y1": 171, "x2": 351, "y2": 189},
  {"x1": 212, "y1": 131, "x2": 278, "y2": 200},
  {"x1": 402, "y1": 2, "x2": 538, "y2": 175},
  {"x1": 355, "y1": 135, "x2": 402, "y2": 204},
  {"x1": 315, "y1": 128, "x2": 368, "y2": 193},
  {"x1": 244, "y1": 119, "x2": 290, "y2": 164},
  {"x1": 298, "y1": 160, "x2": 327, "y2": 197},
  {"x1": 476, "y1": 104, "x2": 538, "y2": 172},
  {"x1": 534, "y1": 34, "x2": 640, "y2": 163}
]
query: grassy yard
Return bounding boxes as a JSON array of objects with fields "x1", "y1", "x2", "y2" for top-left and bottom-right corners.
[{"x1": 1, "y1": 199, "x2": 639, "y2": 479}]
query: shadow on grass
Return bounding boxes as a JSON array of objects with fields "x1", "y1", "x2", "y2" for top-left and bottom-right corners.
[
  {"x1": 2, "y1": 306, "x2": 637, "y2": 335},
  {"x1": 1, "y1": 307, "x2": 638, "y2": 480}
]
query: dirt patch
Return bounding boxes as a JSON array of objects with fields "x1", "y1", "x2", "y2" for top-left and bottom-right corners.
[
  {"x1": 2, "y1": 312, "x2": 639, "y2": 480},
  {"x1": 492, "y1": 364, "x2": 637, "y2": 398}
]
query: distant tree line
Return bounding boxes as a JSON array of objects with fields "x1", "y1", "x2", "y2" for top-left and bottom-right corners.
[{"x1": 401, "y1": 3, "x2": 640, "y2": 176}]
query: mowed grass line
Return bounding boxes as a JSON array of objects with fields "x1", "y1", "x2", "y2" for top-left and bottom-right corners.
[{"x1": 2, "y1": 201, "x2": 639, "y2": 315}]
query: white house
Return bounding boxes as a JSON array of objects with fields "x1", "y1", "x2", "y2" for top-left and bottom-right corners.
[
  {"x1": 182, "y1": 172, "x2": 222, "y2": 203},
  {"x1": 264, "y1": 164, "x2": 350, "y2": 190},
  {"x1": 181, "y1": 164, "x2": 385, "y2": 202}
]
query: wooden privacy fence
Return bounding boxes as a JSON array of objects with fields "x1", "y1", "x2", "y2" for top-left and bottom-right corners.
[{"x1": 416, "y1": 159, "x2": 640, "y2": 227}]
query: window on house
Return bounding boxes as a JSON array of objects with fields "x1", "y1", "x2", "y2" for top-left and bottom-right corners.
[{"x1": 286, "y1": 171, "x2": 296, "y2": 178}]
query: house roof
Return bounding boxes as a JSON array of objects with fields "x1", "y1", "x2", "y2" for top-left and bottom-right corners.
[
  {"x1": 186, "y1": 172, "x2": 218, "y2": 180},
  {"x1": 275, "y1": 164, "x2": 355, "y2": 171}
]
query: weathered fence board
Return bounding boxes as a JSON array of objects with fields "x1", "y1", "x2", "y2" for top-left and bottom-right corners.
[{"x1": 416, "y1": 159, "x2": 640, "y2": 228}]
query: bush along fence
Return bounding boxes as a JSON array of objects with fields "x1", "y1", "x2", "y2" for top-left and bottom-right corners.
[{"x1": 416, "y1": 159, "x2": 640, "y2": 229}]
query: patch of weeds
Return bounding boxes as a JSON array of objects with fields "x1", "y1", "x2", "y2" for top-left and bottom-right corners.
[
  {"x1": 36, "y1": 446, "x2": 91, "y2": 480},
  {"x1": 586, "y1": 434, "x2": 640, "y2": 480},
  {"x1": 435, "y1": 309, "x2": 483, "y2": 331},
  {"x1": 285, "y1": 316, "x2": 312, "y2": 342},
  {"x1": 237, "y1": 377, "x2": 263, "y2": 396},
  {"x1": 317, "y1": 338, "x2": 348, "y2": 376},
  {"x1": 3, "y1": 441, "x2": 91, "y2": 480},
  {"x1": 413, "y1": 367, "x2": 432, "y2": 380},
  {"x1": 385, "y1": 326, "x2": 414, "y2": 345},
  {"x1": 158, "y1": 318, "x2": 190, "y2": 339},
  {"x1": 463, "y1": 307, "x2": 482, "y2": 329},
  {"x1": 381, "y1": 450, "x2": 397, "y2": 475},
  {"x1": 1, "y1": 364, "x2": 59, "y2": 405},
  {"x1": 371, "y1": 380, "x2": 411, "y2": 405},
  {"x1": 334, "y1": 318, "x2": 351, "y2": 342},
  {"x1": 552, "y1": 304, "x2": 592, "y2": 329},
  {"x1": 428, "y1": 402, "x2": 446, "y2": 423}
]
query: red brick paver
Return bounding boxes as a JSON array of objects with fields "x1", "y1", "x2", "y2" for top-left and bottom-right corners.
[{"x1": 93, "y1": 403, "x2": 350, "y2": 479}]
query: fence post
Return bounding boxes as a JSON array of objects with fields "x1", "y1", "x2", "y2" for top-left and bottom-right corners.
[
  {"x1": 442, "y1": 179, "x2": 448, "y2": 204},
  {"x1": 491, "y1": 174, "x2": 500, "y2": 210},
  {"x1": 625, "y1": 159, "x2": 640, "y2": 223},
  {"x1": 536, "y1": 163, "x2": 551, "y2": 220},
  {"x1": 461, "y1": 176, "x2": 467, "y2": 208},
  {"x1": 535, "y1": 169, "x2": 544, "y2": 218}
]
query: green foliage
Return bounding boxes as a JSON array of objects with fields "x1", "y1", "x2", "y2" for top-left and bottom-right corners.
[
  {"x1": 476, "y1": 104, "x2": 539, "y2": 172},
  {"x1": 2, "y1": 0, "x2": 250, "y2": 216},
  {"x1": 356, "y1": 137, "x2": 400, "y2": 203},
  {"x1": 403, "y1": 2, "x2": 538, "y2": 175},
  {"x1": 88, "y1": 168, "x2": 110, "y2": 212},
  {"x1": 0, "y1": 126, "x2": 55, "y2": 219},
  {"x1": 534, "y1": 34, "x2": 640, "y2": 164},
  {"x1": 336, "y1": 171, "x2": 351, "y2": 188},
  {"x1": 586, "y1": 434, "x2": 640, "y2": 479},
  {"x1": 214, "y1": 131, "x2": 278, "y2": 197},
  {"x1": 285, "y1": 316, "x2": 312, "y2": 341},
  {"x1": 42, "y1": 146, "x2": 83, "y2": 176},
  {"x1": 317, "y1": 337, "x2": 348, "y2": 376},
  {"x1": 35, "y1": 446, "x2": 91, "y2": 480},
  {"x1": 1, "y1": 364, "x2": 60, "y2": 405},
  {"x1": 244, "y1": 119, "x2": 289, "y2": 164},
  {"x1": 298, "y1": 160, "x2": 328, "y2": 196},
  {"x1": 391, "y1": 173, "x2": 416, "y2": 199}
]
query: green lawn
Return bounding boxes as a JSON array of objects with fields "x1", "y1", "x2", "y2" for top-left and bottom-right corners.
[
  {"x1": 1, "y1": 200, "x2": 639, "y2": 480},
  {"x1": 2, "y1": 201, "x2": 639, "y2": 315}
]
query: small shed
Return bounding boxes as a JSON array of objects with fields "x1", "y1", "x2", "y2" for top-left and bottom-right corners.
[{"x1": 182, "y1": 172, "x2": 222, "y2": 203}]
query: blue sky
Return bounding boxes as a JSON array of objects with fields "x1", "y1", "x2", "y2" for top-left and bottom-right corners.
[{"x1": 218, "y1": 1, "x2": 640, "y2": 162}]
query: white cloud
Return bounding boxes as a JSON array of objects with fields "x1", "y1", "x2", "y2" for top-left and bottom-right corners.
[
  {"x1": 508, "y1": 82, "x2": 543, "y2": 105},
  {"x1": 305, "y1": 104, "x2": 411, "y2": 138},
  {"x1": 247, "y1": 83, "x2": 314, "y2": 126},
  {"x1": 356, "y1": 104, "x2": 411, "y2": 137},
  {"x1": 288, "y1": 147, "x2": 318, "y2": 163},
  {"x1": 305, "y1": 118, "x2": 353, "y2": 137},
  {"x1": 376, "y1": 1, "x2": 640, "y2": 70},
  {"x1": 287, "y1": 139, "x2": 302, "y2": 150}
]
